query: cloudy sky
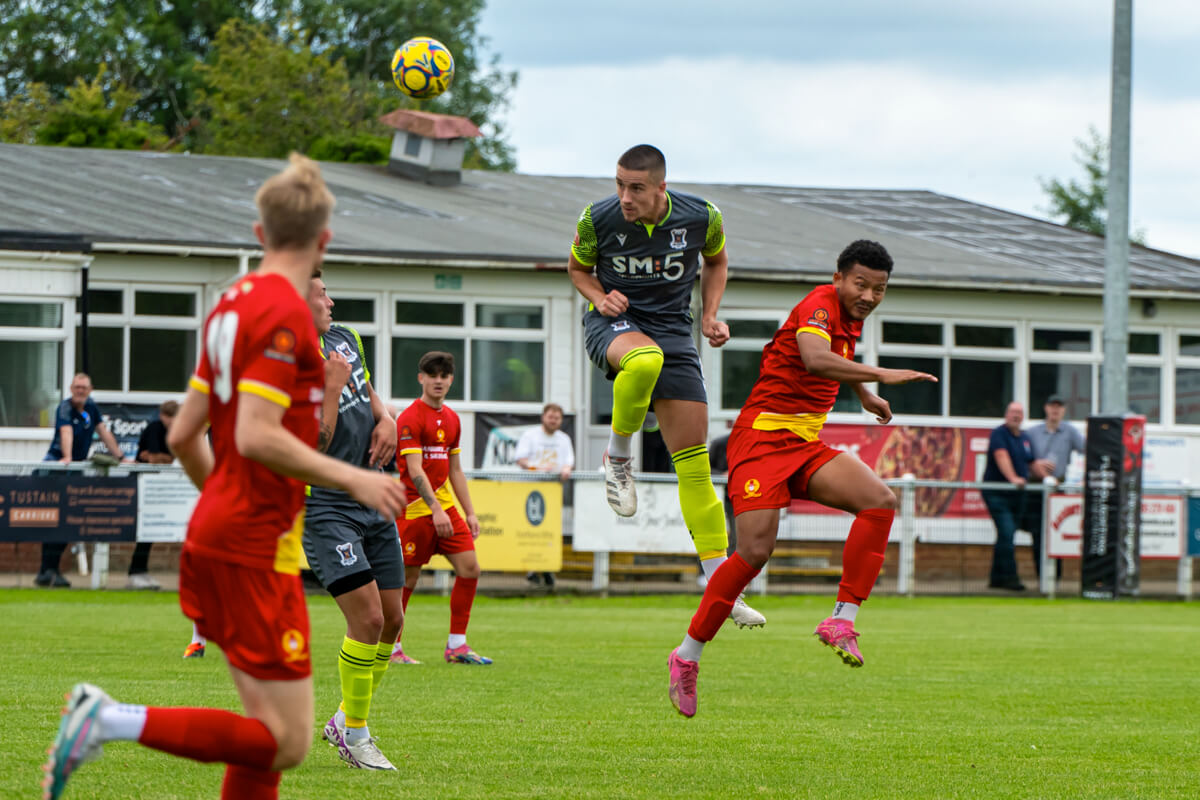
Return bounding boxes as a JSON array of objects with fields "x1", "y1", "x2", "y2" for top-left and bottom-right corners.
[{"x1": 478, "y1": 1, "x2": 1199, "y2": 258}]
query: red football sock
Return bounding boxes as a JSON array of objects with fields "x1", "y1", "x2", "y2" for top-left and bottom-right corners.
[
  {"x1": 449, "y1": 576, "x2": 477, "y2": 636},
  {"x1": 401, "y1": 585, "x2": 413, "y2": 612},
  {"x1": 837, "y1": 508, "x2": 895, "y2": 604},
  {"x1": 222, "y1": 764, "x2": 282, "y2": 800},
  {"x1": 687, "y1": 553, "x2": 760, "y2": 642},
  {"x1": 139, "y1": 707, "x2": 277, "y2": 769}
]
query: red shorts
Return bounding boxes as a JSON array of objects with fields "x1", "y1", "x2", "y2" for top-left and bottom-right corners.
[
  {"x1": 398, "y1": 506, "x2": 474, "y2": 566},
  {"x1": 727, "y1": 426, "x2": 842, "y2": 516},
  {"x1": 179, "y1": 548, "x2": 311, "y2": 681}
]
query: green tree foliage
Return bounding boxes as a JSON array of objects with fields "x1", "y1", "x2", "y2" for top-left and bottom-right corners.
[
  {"x1": 195, "y1": 19, "x2": 368, "y2": 158},
  {"x1": 0, "y1": 71, "x2": 169, "y2": 149},
  {"x1": 1040, "y1": 126, "x2": 1146, "y2": 244},
  {"x1": 0, "y1": 0, "x2": 517, "y2": 168}
]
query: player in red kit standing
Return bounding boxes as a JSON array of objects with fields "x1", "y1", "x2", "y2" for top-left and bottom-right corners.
[
  {"x1": 390, "y1": 351, "x2": 492, "y2": 666},
  {"x1": 666, "y1": 240, "x2": 937, "y2": 717},
  {"x1": 43, "y1": 153, "x2": 406, "y2": 799}
]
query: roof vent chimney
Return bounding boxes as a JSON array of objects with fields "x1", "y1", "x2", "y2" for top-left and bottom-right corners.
[{"x1": 378, "y1": 110, "x2": 482, "y2": 187}]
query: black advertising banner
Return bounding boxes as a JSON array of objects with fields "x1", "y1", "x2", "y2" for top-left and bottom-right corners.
[
  {"x1": 1081, "y1": 415, "x2": 1145, "y2": 599},
  {"x1": 94, "y1": 403, "x2": 162, "y2": 460},
  {"x1": 0, "y1": 474, "x2": 138, "y2": 542}
]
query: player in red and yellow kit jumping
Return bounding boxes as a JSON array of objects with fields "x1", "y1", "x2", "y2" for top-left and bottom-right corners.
[
  {"x1": 666, "y1": 240, "x2": 937, "y2": 717},
  {"x1": 391, "y1": 351, "x2": 492, "y2": 665},
  {"x1": 44, "y1": 154, "x2": 406, "y2": 799}
]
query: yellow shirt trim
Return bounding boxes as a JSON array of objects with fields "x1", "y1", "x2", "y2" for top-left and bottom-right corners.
[
  {"x1": 796, "y1": 326, "x2": 832, "y2": 342},
  {"x1": 750, "y1": 411, "x2": 828, "y2": 442},
  {"x1": 404, "y1": 480, "x2": 457, "y2": 519},
  {"x1": 189, "y1": 376, "x2": 210, "y2": 394},
  {"x1": 238, "y1": 379, "x2": 291, "y2": 408},
  {"x1": 273, "y1": 508, "x2": 304, "y2": 575}
]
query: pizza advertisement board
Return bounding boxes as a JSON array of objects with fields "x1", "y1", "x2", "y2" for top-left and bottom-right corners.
[{"x1": 788, "y1": 423, "x2": 995, "y2": 518}]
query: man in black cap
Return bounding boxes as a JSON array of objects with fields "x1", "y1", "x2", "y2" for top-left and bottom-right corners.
[{"x1": 1025, "y1": 394, "x2": 1086, "y2": 580}]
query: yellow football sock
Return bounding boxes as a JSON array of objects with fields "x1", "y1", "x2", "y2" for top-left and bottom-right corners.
[
  {"x1": 672, "y1": 444, "x2": 728, "y2": 557},
  {"x1": 611, "y1": 346, "x2": 664, "y2": 437},
  {"x1": 338, "y1": 636, "x2": 377, "y2": 727},
  {"x1": 371, "y1": 640, "x2": 393, "y2": 694}
]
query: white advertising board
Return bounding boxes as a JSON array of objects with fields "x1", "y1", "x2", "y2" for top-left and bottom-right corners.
[
  {"x1": 1046, "y1": 493, "x2": 1182, "y2": 559},
  {"x1": 136, "y1": 472, "x2": 200, "y2": 543},
  {"x1": 573, "y1": 480, "x2": 697, "y2": 553}
]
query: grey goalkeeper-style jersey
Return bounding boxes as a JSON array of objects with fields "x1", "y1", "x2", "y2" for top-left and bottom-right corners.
[
  {"x1": 571, "y1": 190, "x2": 725, "y2": 337},
  {"x1": 308, "y1": 323, "x2": 376, "y2": 508}
]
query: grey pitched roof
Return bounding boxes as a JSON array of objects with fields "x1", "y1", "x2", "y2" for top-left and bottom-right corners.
[{"x1": 2, "y1": 142, "x2": 1197, "y2": 294}]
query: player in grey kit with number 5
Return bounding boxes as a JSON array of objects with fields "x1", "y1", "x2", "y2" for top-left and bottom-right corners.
[{"x1": 568, "y1": 143, "x2": 763, "y2": 628}]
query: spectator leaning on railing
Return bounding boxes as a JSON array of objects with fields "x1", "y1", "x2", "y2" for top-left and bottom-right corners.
[
  {"x1": 1024, "y1": 394, "x2": 1085, "y2": 582},
  {"x1": 37, "y1": 373, "x2": 131, "y2": 588},
  {"x1": 981, "y1": 401, "x2": 1048, "y2": 592}
]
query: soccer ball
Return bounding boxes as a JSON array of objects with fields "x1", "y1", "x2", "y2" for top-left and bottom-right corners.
[{"x1": 391, "y1": 37, "x2": 455, "y2": 100}]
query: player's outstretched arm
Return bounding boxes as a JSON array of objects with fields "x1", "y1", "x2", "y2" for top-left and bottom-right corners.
[
  {"x1": 168, "y1": 385, "x2": 214, "y2": 489},
  {"x1": 853, "y1": 383, "x2": 894, "y2": 425},
  {"x1": 797, "y1": 332, "x2": 938, "y2": 385},
  {"x1": 447, "y1": 452, "x2": 480, "y2": 538},
  {"x1": 235, "y1": 392, "x2": 405, "y2": 519}
]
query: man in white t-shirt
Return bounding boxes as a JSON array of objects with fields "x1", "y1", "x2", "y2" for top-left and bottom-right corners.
[{"x1": 515, "y1": 403, "x2": 575, "y2": 587}]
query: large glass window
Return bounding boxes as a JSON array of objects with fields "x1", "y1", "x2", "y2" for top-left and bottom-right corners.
[
  {"x1": 721, "y1": 349, "x2": 763, "y2": 410},
  {"x1": 2, "y1": 298, "x2": 68, "y2": 428},
  {"x1": 1181, "y1": 335, "x2": 1200, "y2": 357},
  {"x1": 883, "y1": 321, "x2": 942, "y2": 345},
  {"x1": 955, "y1": 325, "x2": 1014, "y2": 349},
  {"x1": 878, "y1": 356, "x2": 942, "y2": 415},
  {"x1": 1176, "y1": 369, "x2": 1200, "y2": 424},
  {"x1": 949, "y1": 359, "x2": 1012, "y2": 417},
  {"x1": 716, "y1": 313, "x2": 785, "y2": 412},
  {"x1": 1127, "y1": 366, "x2": 1161, "y2": 423},
  {"x1": 1028, "y1": 363, "x2": 1092, "y2": 420},
  {"x1": 75, "y1": 286, "x2": 202, "y2": 393},
  {"x1": 0, "y1": 302, "x2": 62, "y2": 327},
  {"x1": 0, "y1": 341, "x2": 63, "y2": 427},
  {"x1": 1033, "y1": 328, "x2": 1092, "y2": 352},
  {"x1": 391, "y1": 338, "x2": 466, "y2": 401},
  {"x1": 390, "y1": 297, "x2": 546, "y2": 403},
  {"x1": 832, "y1": 355, "x2": 865, "y2": 413}
]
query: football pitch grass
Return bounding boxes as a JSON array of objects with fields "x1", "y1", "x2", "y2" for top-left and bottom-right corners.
[{"x1": 3, "y1": 588, "x2": 1198, "y2": 799}]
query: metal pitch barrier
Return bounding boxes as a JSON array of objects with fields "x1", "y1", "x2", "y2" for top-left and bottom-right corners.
[{"x1": 2, "y1": 460, "x2": 1197, "y2": 598}]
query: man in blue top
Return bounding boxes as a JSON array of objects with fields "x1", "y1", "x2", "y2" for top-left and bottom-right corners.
[
  {"x1": 38, "y1": 373, "x2": 128, "y2": 587},
  {"x1": 981, "y1": 401, "x2": 1046, "y2": 591}
]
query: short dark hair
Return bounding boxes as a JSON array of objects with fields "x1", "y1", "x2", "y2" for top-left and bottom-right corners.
[
  {"x1": 159, "y1": 400, "x2": 179, "y2": 417},
  {"x1": 617, "y1": 144, "x2": 666, "y2": 176},
  {"x1": 836, "y1": 239, "x2": 893, "y2": 274},
  {"x1": 418, "y1": 351, "x2": 455, "y2": 376}
]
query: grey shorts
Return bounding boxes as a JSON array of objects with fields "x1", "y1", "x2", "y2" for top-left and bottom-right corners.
[
  {"x1": 302, "y1": 503, "x2": 405, "y2": 594},
  {"x1": 582, "y1": 309, "x2": 708, "y2": 404}
]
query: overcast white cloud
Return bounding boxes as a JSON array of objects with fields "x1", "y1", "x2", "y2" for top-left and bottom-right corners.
[{"x1": 479, "y1": 1, "x2": 1199, "y2": 258}]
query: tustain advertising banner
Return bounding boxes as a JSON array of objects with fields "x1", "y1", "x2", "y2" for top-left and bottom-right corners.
[
  {"x1": 0, "y1": 473, "x2": 137, "y2": 542},
  {"x1": 426, "y1": 479, "x2": 563, "y2": 572}
]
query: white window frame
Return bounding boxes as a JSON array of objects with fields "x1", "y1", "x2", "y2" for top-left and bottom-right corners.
[
  {"x1": 1172, "y1": 329, "x2": 1200, "y2": 428},
  {"x1": 0, "y1": 296, "x2": 72, "y2": 433},
  {"x1": 388, "y1": 294, "x2": 550, "y2": 410},
  {"x1": 78, "y1": 283, "x2": 203, "y2": 401}
]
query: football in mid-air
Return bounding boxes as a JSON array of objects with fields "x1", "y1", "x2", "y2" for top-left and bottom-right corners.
[{"x1": 391, "y1": 37, "x2": 455, "y2": 100}]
